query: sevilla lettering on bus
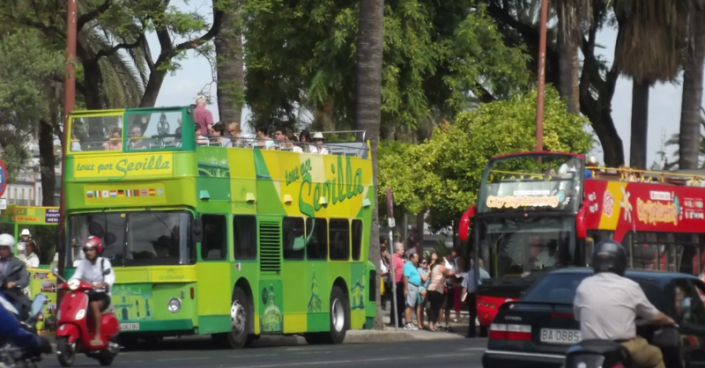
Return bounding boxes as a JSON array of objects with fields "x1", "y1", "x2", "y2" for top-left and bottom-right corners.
[
  {"x1": 485, "y1": 195, "x2": 560, "y2": 209},
  {"x1": 74, "y1": 153, "x2": 173, "y2": 179},
  {"x1": 297, "y1": 156, "x2": 364, "y2": 217},
  {"x1": 636, "y1": 198, "x2": 678, "y2": 225}
]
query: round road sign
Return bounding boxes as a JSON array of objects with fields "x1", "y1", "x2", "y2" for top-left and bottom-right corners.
[{"x1": 0, "y1": 159, "x2": 7, "y2": 198}]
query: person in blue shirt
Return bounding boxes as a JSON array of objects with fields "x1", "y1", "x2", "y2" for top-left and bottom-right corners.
[
  {"x1": 0, "y1": 290, "x2": 52, "y2": 355},
  {"x1": 403, "y1": 253, "x2": 422, "y2": 330}
]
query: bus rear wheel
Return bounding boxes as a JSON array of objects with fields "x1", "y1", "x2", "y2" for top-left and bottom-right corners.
[
  {"x1": 304, "y1": 286, "x2": 349, "y2": 345},
  {"x1": 214, "y1": 287, "x2": 252, "y2": 349}
]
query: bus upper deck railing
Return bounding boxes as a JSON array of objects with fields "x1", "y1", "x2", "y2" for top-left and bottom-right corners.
[
  {"x1": 69, "y1": 132, "x2": 370, "y2": 158},
  {"x1": 588, "y1": 166, "x2": 705, "y2": 187}
]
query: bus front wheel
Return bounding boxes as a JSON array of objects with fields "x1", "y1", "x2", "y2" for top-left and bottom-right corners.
[
  {"x1": 304, "y1": 285, "x2": 349, "y2": 345},
  {"x1": 214, "y1": 287, "x2": 252, "y2": 349}
]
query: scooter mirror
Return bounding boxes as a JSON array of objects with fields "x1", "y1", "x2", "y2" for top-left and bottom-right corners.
[{"x1": 51, "y1": 267, "x2": 59, "y2": 276}]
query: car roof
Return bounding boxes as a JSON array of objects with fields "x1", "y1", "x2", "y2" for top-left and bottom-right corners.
[{"x1": 547, "y1": 267, "x2": 699, "y2": 284}]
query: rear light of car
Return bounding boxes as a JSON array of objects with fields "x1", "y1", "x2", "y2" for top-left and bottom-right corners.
[
  {"x1": 551, "y1": 312, "x2": 574, "y2": 319},
  {"x1": 489, "y1": 323, "x2": 532, "y2": 341}
]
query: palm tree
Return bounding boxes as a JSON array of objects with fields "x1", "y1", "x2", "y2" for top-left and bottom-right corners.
[
  {"x1": 215, "y1": 0, "x2": 245, "y2": 125},
  {"x1": 661, "y1": 108, "x2": 705, "y2": 169},
  {"x1": 354, "y1": 0, "x2": 384, "y2": 329},
  {"x1": 678, "y1": 9, "x2": 705, "y2": 170},
  {"x1": 555, "y1": 0, "x2": 592, "y2": 113},
  {"x1": 613, "y1": 1, "x2": 691, "y2": 169}
]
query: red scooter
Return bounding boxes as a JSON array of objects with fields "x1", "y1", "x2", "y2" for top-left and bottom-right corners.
[{"x1": 52, "y1": 269, "x2": 120, "y2": 367}]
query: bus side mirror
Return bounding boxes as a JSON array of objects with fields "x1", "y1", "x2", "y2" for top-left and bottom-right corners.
[
  {"x1": 192, "y1": 219, "x2": 203, "y2": 243},
  {"x1": 458, "y1": 206, "x2": 475, "y2": 242}
]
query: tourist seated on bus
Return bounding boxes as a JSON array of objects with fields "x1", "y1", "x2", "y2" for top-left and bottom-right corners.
[
  {"x1": 255, "y1": 125, "x2": 275, "y2": 150},
  {"x1": 102, "y1": 128, "x2": 122, "y2": 151},
  {"x1": 210, "y1": 122, "x2": 233, "y2": 147},
  {"x1": 283, "y1": 133, "x2": 303, "y2": 153},
  {"x1": 127, "y1": 125, "x2": 149, "y2": 150},
  {"x1": 558, "y1": 156, "x2": 580, "y2": 176},
  {"x1": 310, "y1": 132, "x2": 329, "y2": 154}
]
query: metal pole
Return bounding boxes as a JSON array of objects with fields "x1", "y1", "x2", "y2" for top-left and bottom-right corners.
[
  {"x1": 389, "y1": 229, "x2": 398, "y2": 330},
  {"x1": 57, "y1": 0, "x2": 78, "y2": 301},
  {"x1": 535, "y1": 0, "x2": 549, "y2": 152}
]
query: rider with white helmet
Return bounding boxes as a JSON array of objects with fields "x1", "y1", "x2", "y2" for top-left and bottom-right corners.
[{"x1": 0, "y1": 234, "x2": 30, "y2": 314}]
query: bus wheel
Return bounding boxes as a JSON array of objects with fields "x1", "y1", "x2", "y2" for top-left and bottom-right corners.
[
  {"x1": 214, "y1": 287, "x2": 250, "y2": 349},
  {"x1": 304, "y1": 286, "x2": 349, "y2": 345}
]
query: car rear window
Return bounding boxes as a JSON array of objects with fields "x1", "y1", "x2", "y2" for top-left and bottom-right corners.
[
  {"x1": 521, "y1": 272, "x2": 590, "y2": 304},
  {"x1": 522, "y1": 272, "x2": 667, "y2": 309}
]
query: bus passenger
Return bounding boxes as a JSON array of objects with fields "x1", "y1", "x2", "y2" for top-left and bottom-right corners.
[
  {"x1": 70, "y1": 236, "x2": 115, "y2": 346},
  {"x1": 285, "y1": 133, "x2": 303, "y2": 153},
  {"x1": 299, "y1": 130, "x2": 312, "y2": 152},
  {"x1": 194, "y1": 94, "x2": 214, "y2": 134},
  {"x1": 211, "y1": 122, "x2": 233, "y2": 147},
  {"x1": 255, "y1": 126, "x2": 275, "y2": 150},
  {"x1": 102, "y1": 128, "x2": 122, "y2": 151},
  {"x1": 229, "y1": 122, "x2": 244, "y2": 147},
  {"x1": 195, "y1": 125, "x2": 210, "y2": 145},
  {"x1": 127, "y1": 125, "x2": 148, "y2": 150},
  {"x1": 310, "y1": 132, "x2": 329, "y2": 154}
]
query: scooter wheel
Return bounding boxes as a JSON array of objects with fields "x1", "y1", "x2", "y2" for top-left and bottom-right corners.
[
  {"x1": 98, "y1": 355, "x2": 114, "y2": 366},
  {"x1": 57, "y1": 337, "x2": 75, "y2": 367}
]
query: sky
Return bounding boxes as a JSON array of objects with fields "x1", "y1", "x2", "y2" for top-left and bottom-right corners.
[{"x1": 149, "y1": 1, "x2": 691, "y2": 166}]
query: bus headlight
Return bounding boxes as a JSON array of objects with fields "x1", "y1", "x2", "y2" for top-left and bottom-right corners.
[{"x1": 167, "y1": 298, "x2": 181, "y2": 313}]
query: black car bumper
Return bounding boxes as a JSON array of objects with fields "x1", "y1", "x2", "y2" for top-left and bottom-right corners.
[{"x1": 482, "y1": 350, "x2": 565, "y2": 368}]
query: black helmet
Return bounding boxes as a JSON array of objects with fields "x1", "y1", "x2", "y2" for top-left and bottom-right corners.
[{"x1": 592, "y1": 240, "x2": 627, "y2": 276}]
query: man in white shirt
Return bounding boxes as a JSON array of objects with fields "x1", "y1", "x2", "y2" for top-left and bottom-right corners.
[
  {"x1": 70, "y1": 236, "x2": 116, "y2": 346},
  {"x1": 574, "y1": 240, "x2": 673, "y2": 368}
]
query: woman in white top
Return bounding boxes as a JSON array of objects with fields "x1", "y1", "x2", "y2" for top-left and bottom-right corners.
[
  {"x1": 284, "y1": 133, "x2": 303, "y2": 153},
  {"x1": 310, "y1": 132, "x2": 329, "y2": 154},
  {"x1": 23, "y1": 240, "x2": 40, "y2": 268}
]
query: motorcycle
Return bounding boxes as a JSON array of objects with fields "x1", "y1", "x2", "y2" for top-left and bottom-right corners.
[
  {"x1": 0, "y1": 293, "x2": 49, "y2": 368},
  {"x1": 51, "y1": 268, "x2": 119, "y2": 367},
  {"x1": 0, "y1": 268, "x2": 32, "y2": 320}
]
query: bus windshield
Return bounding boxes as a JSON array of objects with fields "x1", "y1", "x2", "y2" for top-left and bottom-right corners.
[
  {"x1": 478, "y1": 216, "x2": 577, "y2": 278},
  {"x1": 67, "y1": 211, "x2": 194, "y2": 266},
  {"x1": 477, "y1": 153, "x2": 584, "y2": 214}
]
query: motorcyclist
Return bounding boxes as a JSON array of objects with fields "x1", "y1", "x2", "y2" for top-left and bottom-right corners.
[
  {"x1": 0, "y1": 234, "x2": 30, "y2": 315},
  {"x1": 0, "y1": 290, "x2": 52, "y2": 356},
  {"x1": 69, "y1": 236, "x2": 115, "y2": 346},
  {"x1": 573, "y1": 240, "x2": 674, "y2": 368}
]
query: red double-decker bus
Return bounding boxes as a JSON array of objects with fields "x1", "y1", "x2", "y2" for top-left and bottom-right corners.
[{"x1": 459, "y1": 151, "x2": 705, "y2": 336}]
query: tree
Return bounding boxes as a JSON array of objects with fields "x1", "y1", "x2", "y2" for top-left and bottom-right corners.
[
  {"x1": 378, "y1": 87, "x2": 593, "y2": 231},
  {"x1": 555, "y1": 0, "x2": 591, "y2": 113},
  {"x1": 355, "y1": 0, "x2": 384, "y2": 330},
  {"x1": 0, "y1": 29, "x2": 62, "y2": 181},
  {"x1": 678, "y1": 8, "x2": 705, "y2": 170},
  {"x1": 612, "y1": 0, "x2": 691, "y2": 169},
  {"x1": 215, "y1": 0, "x2": 245, "y2": 124},
  {"x1": 242, "y1": 0, "x2": 530, "y2": 130}
]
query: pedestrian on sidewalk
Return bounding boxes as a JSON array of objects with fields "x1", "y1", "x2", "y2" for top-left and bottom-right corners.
[
  {"x1": 403, "y1": 253, "x2": 422, "y2": 330},
  {"x1": 416, "y1": 257, "x2": 430, "y2": 329},
  {"x1": 390, "y1": 243, "x2": 406, "y2": 328},
  {"x1": 380, "y1": 245, "x2": 391, "y2": 311},
  {"x1": 426, "y1": 257, "x2": 455, "y2": 332},
  {"x1": 462, "y1": 261, "x2": 479, "y2": 338}
]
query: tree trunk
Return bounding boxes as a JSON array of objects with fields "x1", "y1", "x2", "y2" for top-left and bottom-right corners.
[
  {"x1": 679, "y1": 25, "x2": 705, "y2": 170},
  {"x1": 630, "y1": 80, "x2": 650, "y2": 169},
  {"x1": 557, "y1": 4, "x2": 579, "y2": 113},
  {"x1": 355, "y1": 0, "x2": 384, "y2": 330},
  {"x1": 215, "y1": 0, "x2": 244, "y2": 124},
  {"x1": 38, "y1": 120, "x2": 55, "y2": 206}
]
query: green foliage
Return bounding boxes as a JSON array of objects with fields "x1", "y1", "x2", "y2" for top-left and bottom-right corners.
[
  {"x1": 378, "y1": 87, "x2": 593, "y2": 231},
  {"x1": 0, "y1": 29, "x2": 62, "y2": 179},
  {"x1": 242, "y1": 0, "x2": 530, "y2": 129}
]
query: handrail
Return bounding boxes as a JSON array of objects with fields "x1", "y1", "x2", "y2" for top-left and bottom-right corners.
[{"x1": 587, "y1": 166, "x2": 705, "y2": 186}]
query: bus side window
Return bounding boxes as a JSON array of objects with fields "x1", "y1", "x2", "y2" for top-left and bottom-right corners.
[
  {"x1": 329, "y1": 219, "x2": 350, "y2": 261},
  {"x1": 283, "y1": 217, "x2": 305, "y2": 260},
  {"x1": 233, "y1": 215, "x2": 257, "y2": 260},
  {"x1": 202, "y1": 215, "x2": 227, "y2": 260},
  {"x1": 306, "y1": 218, "x2": 328, "y2": 261},
  {"x1": 351, "y1": 219, "x2": 363, "y2": 261}
]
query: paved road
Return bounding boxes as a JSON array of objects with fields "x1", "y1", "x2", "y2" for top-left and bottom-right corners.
[{"x1": 36, "y1": 338, "x2": 488, "y2": 368}]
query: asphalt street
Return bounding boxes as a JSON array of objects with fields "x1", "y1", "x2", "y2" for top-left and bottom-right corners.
[{"x1": 35, "y1": 337, "x2": 488, "y2": 368}]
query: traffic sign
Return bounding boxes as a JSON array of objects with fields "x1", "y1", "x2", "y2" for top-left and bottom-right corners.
[{"x1": 0, "y1": 159, "x2": 7, "y2": 198}]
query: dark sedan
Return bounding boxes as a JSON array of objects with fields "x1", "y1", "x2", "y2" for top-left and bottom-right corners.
[{"x1": 482, "y1": 268, "x2": 705, "y2": 368}]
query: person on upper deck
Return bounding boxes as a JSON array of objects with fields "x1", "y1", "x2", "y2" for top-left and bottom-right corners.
[
  {"x1": 127, "y1": 125, "x2": 149, "y2": 150},
  {"x1": 284, "y1": 133, "x2": 303, "y2": 153},
  {"x1": 310, "y1": 132, "x2": 329, "y2": 154},
  {"x1": 193, "y1": 94, "x2": 214, "y2": 135},
  {"x1": 211, "y1": 122, "x2": 233, "y2": 147},
  {"x1": 255, "y1": 125, "x2": 276, "y2": 150}
]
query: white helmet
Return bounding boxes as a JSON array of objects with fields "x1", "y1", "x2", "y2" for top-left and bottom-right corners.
[
  {"x1": 20, "y1": 229, "x2": 30, "y2": 236},
  {"x1": 0, "y1": 233, "x2": 15, "y2": 251}
]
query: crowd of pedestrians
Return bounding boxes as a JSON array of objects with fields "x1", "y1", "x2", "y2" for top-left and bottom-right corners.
[{"x1": 379, "y1": 235, "x2": 485, "y2": 338}]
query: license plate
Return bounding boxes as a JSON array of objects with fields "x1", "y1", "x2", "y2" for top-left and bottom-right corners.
[
  {"x1": 540, "y1": 328, "x2": 581, "y2": 344},
  {"x1": 120, "y1": 323, "x2": 140, "y2": 331}
]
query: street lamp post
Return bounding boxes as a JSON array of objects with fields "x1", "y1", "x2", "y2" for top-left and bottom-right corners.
[
  {"x1": 57, "y1": 0, "x2": 78, "y2": 298},
  {"x1": 535, "y1": 0, "x2": 549, "y2": 152}
]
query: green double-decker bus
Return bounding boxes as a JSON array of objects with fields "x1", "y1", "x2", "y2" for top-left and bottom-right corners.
[{"x1": 62, "y1": 106, "x2": 376, "y2": 348}]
